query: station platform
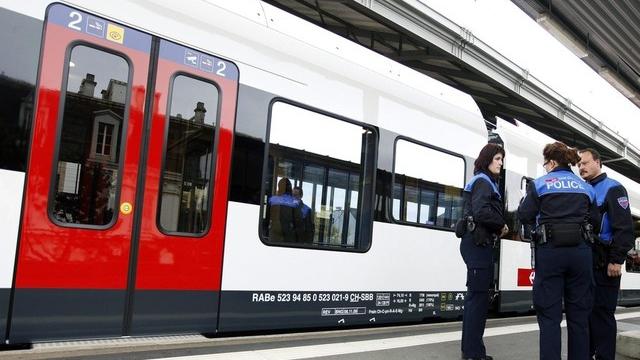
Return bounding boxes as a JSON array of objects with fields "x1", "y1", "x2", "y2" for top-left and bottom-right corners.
[
  {"x1": 619, "y1": 330, "x2": 640, "y2": 359},
  {"x1": 2, "y1": 308, "x2": 640, "y2": 359}
]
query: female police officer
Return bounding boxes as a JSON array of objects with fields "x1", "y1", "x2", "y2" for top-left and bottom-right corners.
[
  {"x1": 518, "y1": 142, "x2": 600, "y2": 360},
  {"x1": 460, "y1": 143, "x2": 508, "y2": 360}
]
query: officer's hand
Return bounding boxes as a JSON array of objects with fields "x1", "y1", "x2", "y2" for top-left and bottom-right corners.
[
  {"x1": 607, "y1": 263, "x2": 622, "y2": 277},
  {"x1": 500, "y1": 224, "x2": 509, "y2": 237}
]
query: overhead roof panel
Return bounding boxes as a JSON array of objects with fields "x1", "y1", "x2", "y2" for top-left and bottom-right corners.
[{"x1": 513, "y1": 0, "x2": 640, "y2": 108}]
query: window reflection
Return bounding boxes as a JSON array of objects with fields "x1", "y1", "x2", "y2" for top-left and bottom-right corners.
[
  {"x1": 52, "y1": 46, "x2": 129, "y2": 226},
  {"x1": 324, "y1": 169, "x2": 348, "y2": 245},
  {"x1": 625, "y1": 219, "x2": 640, "y2": 273},
  {"x1": 393, "y1": 139, "x2": 464, "y2": 230},
  {"x1": 395, "y1": 140, "x2": 464, "y2": 188},
  {"x1": 263, "y1": 102, "x2": 374, "y2": 249},
  {"x1": 392, "y1": 183, "x2": 402, "y2": 220},
  {"x1": 405, "y1": 184, "x2": 419, "y2": 223},
  {"x1": 158, "y1": 75, "x2": 219, "y2": 234},
  {"x1": 304, "y1": 164, "x2": 324, "y2": 244},
  {"x1": 420, "y1": 189, "x2": 436, "y2": 225}
]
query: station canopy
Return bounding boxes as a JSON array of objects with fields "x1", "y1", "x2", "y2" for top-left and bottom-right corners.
[
  {"x1": 513, "y1": 0, "x2": 640, "y2": 110},
  {"x1": 263, "y1": 0, "x2": 640, "y2": 182}
]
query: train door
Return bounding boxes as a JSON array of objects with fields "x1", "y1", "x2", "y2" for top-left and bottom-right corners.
[
  {"x1": 129, "y1": 39, "x2": 238, "y2": 335},
  {"x1": 11, "y1": 4, "x2": 238, "y2": 342}
]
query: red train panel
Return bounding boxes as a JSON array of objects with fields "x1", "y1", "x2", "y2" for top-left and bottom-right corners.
[
  {"x1": 15, "y1": 4, "x2": 152, "y2": 290},
  {"x1": 134, "y1": 40, "x2": 239, "y2": 291}
]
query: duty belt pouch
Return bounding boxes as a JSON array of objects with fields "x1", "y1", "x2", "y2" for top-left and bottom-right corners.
[
  {"x1": 455, "y1": 216, "x2": 475, "y2": 239},
  {"x1": 455, "y1": 218, "x2": 467, "y2": 238},
  {"x1": 549, "y1": 223, "x2": 583, "y2": 247},
  {"x1": 472, "y1": 226, "x2": 489, "y2": 246}
]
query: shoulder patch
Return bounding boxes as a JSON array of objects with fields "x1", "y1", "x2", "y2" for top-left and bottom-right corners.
[{"x1": 618, "y1": 196, "x2": 629, "y2": 209}]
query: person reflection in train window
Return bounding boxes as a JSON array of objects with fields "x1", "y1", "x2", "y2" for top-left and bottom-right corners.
[
  {"x1": 459, "y1": 143, "x2": 508, "y2": 360},
  {"x1": 268, "y1": 178, "x2": 304, "y2": 243},
  {"x1": 518, "y1": 142, "x2": 600, "y2": 360},
  {"x1": 293, "y1": 186, "x2": 315, "y2": 243}
]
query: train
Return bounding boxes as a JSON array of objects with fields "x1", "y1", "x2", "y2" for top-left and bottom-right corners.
[{"x1": 0, "y1": 0, "x2": 638, "y2": 344}]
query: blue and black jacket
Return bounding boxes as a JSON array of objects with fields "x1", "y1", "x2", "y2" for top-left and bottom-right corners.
[
  {"x1": 518, "y1": 166, "x2": 600, "y2": 236},
  {"x1": 462, "y1": 171, "x2": 505, "y2": 235},
  {"x1": 589, "y1": 173, "x2": 634, "y2": 264}
]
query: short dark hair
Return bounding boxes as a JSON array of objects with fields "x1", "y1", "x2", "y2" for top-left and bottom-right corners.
[
  {"x1": 474, "y1": 143, "x2": 505, "y2": 175},
  {"x1": 579, "y1": 147, "x2": 602, "y2": 168},
  {"x1": 293, "y1": 186, "x2": 303, "y2": 196},
  {"x1": 543, "y1": 141, "x2": 580, "y2": 167}
]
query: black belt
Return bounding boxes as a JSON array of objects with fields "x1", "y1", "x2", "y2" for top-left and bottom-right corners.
[{"x1": 537, "y1": 223, "x2": 585, "y2": 247}]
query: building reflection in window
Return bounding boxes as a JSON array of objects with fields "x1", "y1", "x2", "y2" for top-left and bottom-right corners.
[{"x1": 52, "y1": 45, "x2": 129, "y2": 226}]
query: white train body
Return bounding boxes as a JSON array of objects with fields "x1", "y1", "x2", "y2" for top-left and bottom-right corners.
[{"x1": 0, "y1": 0, "x2": 637, "y2": 344}]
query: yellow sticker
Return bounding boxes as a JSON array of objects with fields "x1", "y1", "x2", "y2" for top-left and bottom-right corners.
[
  {"x1": 106, "y1": 23, "x2": 124, "y2": 44},
  {"x1": 120, "y1": 202, "x2": 133, "y2": 215}
]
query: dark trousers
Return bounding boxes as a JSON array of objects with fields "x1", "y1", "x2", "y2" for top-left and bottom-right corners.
[
  {"x1": 460, "y1": 231, "x2": 494, "y2": 358},
  {"x1": 461, "y1": 268, "x2": 491, "y2": 358},
  {"x1": 533, "y1": 243, "x2": 593, "y2": 360},
  {"x1": 589, "y1": 269, "x2": 620, "y2": 360}
]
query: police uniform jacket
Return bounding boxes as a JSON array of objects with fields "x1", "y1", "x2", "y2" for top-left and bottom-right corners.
[
  {"x1": 460, "y1": 171, "x2": 505, "y2": 270},
  {"x1": 589, "y1": 173, "x2": 634, "y2": 264},
  {"x1": 518, "y1": 166, "x2": 600, "y2": 235},
  {"x1": 462, "y1": 171, "x2": 506, "y2": 235}
]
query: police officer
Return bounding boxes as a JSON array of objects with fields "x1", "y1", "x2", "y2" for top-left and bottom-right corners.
[
  {"x1": 460, "y1": 143, "x2": 508, "y2": 360},
  {"x1": 293, "y1": 186, "x2": 315, "y2": 243},
  {"x1": 518, "y1": 142, "x2": 600, "y2": 360},
  {"x1": 267, "y1": 177, "x2": 304, "y2": 243},
  {"x1": 578, "y1": 148, "x2": 634, "y2": 360}
]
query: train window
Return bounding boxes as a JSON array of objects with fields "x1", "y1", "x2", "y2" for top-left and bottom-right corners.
[
  {"x1": 51, "y1": 45, "x2": 129, "y2": 226},
  {"x1": 625, "y1": 217, "x2": 640, "y2": 273},
  {"x1": 392, "y1": 139, "x2": 465, "y2": 230},
  {"x1": 261, "y1": 101, "x2": 376, "y2": 250},
  {"x1": 157, "y1": 75, "x2": 219, "y2": 235}
]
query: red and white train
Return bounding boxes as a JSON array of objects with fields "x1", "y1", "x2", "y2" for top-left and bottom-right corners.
[{"x1": 0, "y1": 0, "x2": 638, "y2": 344}]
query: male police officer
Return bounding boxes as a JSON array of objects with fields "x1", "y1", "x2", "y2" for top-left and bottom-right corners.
[
  {"x1": 518, "y1": 142, "x2": 600, "y2": 360},
  {"x1": 579, "y1": 148, "x2": 634, "y2": 360}
]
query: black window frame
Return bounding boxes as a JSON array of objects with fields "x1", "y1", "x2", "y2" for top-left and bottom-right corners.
[
  {"x1": 258, "y1": 98, "x2": 378, "y2": 253},
  {"x1": 155, "y1": 71, "x2": 222, "y2": 238},
  {"x1": 47, "y1": 41, "x2": 133, "y2": 230},
  {"x1": 390, "y1": 136, "x2": 467, "y2": 232}
]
